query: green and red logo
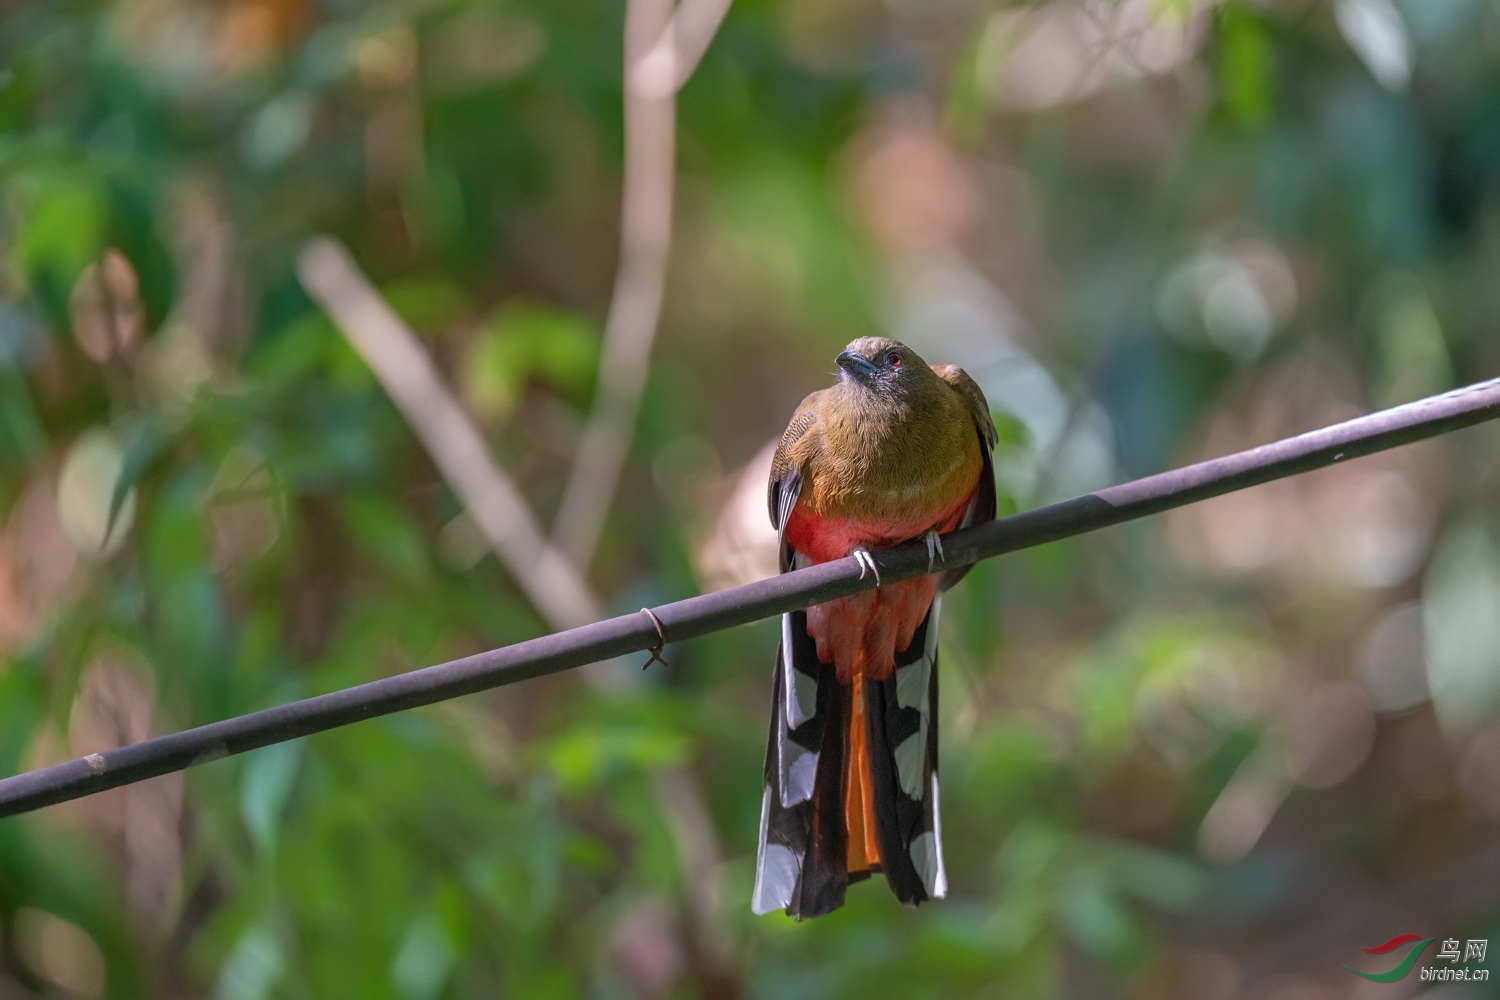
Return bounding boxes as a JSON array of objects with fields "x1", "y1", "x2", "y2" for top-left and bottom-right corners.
[{"x1": 1347, "y1": 934, "x2": 1434, "y2": 983}]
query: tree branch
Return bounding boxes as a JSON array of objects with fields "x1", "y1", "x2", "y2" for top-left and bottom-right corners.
[
  {"x1": 297, "y1": 238, "x2": 601, "y2": 629},
  {"x1": 550, "y1": 0, "x2": 732, "y2": 571}
]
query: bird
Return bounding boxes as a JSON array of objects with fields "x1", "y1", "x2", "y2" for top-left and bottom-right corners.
[{"x1": 752, "y1": 336, "x2": 997, "y2": 919}]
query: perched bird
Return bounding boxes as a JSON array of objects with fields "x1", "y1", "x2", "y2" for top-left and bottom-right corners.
[{"x1": 753, "y1": 336, "x2": 997, "y2": 919}]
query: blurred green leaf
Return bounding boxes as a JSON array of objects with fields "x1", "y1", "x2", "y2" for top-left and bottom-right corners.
[
  {"x1": 241, "y1": 741, "x2": 303, "y2": 856},
  {"x1": 1217, "y1": 4, "x2": 1274, "y2": 126},
  {"x1": 541, "y1": 724, "x2": 688, "y2": 794},
  {"x1": 461, "y1": 301, "x2": 599, "y2": 418},
  {"x1": 13, "y1": 172, "x2": 104, "y2": 293},
  {"x1": 342, "y1": 494, "x2": 429, "y2": 581},
  {"x1": 391, "y1": 912, "x2": 455, "y2": 1000}
]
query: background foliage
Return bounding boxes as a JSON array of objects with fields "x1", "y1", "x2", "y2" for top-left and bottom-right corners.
[{"x1": 3, "y1": 0, "x2": 1500, "y2": 996}]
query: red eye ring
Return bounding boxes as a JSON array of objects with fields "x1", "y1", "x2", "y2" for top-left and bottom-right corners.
[{"x1": 886, "y1": 351, "x2": 902, "y2": 367}]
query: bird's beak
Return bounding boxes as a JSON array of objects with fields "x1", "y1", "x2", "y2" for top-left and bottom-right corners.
[{"x1": 835, "y1": 350, "x2": 879, "y2": 379}]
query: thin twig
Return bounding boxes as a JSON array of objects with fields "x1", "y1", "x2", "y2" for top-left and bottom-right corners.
[
  {"x1": 297, "y1": 238, "x2": 601, "y2": 630},
  {"x1": 5, "y1": 373, "x2": 1500, "y2": 816},
  {"x1": 551, "y1": 0, "x2": 731, "y2": 571},
  {"x1": 629, "y1": 0, "x2": 735, "y2": 98}
]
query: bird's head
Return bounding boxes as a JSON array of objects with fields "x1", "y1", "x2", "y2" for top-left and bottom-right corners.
[{"x1": 834, "y1": 337, "x2": 927, "y2": 397}]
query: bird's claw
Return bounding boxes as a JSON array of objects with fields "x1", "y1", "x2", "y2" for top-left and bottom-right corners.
[
  {"x1": 852, "y1": 547, "x2": 882, "y2": 587},
  {"x1": 923, "y1": 529, "x2": 945, "y2": 573}
]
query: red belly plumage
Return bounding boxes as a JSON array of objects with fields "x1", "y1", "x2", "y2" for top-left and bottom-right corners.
[{"x1": 782, "y1": 488, "x2": 975, "y2": 683}]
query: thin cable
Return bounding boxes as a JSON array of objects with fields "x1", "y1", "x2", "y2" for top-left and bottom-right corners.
[{"x1": 2, "y1": 376, "x2": 1498, "y2": 818}]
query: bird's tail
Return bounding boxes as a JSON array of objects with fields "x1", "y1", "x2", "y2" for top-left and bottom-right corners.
[{"x1": 752, "y1": 600, "x2": 947, "y2": 919}]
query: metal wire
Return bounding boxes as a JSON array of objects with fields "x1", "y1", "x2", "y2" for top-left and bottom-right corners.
[{"x1": 3, "y1": 377, "x2": 1499, "y2": 819}]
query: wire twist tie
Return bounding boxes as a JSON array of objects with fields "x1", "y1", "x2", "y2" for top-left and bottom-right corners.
[{"x1": 639, "y1": 608, "x2": 668, "y2": 670}]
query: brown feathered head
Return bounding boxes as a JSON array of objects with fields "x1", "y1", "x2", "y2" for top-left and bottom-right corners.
[{"x1": 834, "y1": 337, "x2": 939, "y2": 401}]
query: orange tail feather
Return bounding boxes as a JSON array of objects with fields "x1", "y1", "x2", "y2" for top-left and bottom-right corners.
[{"x1": 846, "y1": 673, "x2": 882, "y2": 873}]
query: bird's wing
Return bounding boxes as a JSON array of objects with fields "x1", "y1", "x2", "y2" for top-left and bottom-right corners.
[
  {"x1": 757, "y1": 393, "x2": 862, "y2": 917},
  {"x1": 753, "y1": 608, "x2": 851, "y2": 918},
  {"x1": 931, "y1": 364, "x2": 997, "y2": 450},
  {"x1": 768, "y1": 393, "x2": 819, "y2": 574},
  {"x1": 932, "y1": 366, "x2": 997, "y2": 591}
]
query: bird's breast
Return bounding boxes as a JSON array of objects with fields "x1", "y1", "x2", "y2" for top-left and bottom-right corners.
[
  {"x1": 782, "y1": 486, "x2": 977, "y2": 565},
  {"x1": 799, "y1": 413, "x2": 982, "y2": 528}
]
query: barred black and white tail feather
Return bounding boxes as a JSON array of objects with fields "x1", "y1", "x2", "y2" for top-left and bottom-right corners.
[
  {"x1": 753, "y1": 601, "x2": 947, "y2": 918},
  {"x1": 751, "y1": 607, "x2": 838, "y2": 916}
]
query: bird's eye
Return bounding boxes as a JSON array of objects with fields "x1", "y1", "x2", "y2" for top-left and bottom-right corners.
[{"x1": 886, "y1": 351, "x2": 902, "y2": 367}]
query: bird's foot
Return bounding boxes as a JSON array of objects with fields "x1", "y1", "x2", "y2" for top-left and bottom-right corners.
[
  {"x1": 923, "y1": 529, "x2": 945, "y2": 573},
  {"x1": 852, "y1": 547, "x2": 882, "y2": 587}
]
